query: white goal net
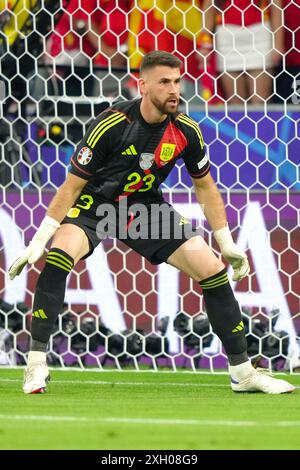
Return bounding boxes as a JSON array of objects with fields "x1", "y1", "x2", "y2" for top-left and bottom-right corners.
[{"x1": 0, "y1": 0, "x2": 299, "y2": 372}]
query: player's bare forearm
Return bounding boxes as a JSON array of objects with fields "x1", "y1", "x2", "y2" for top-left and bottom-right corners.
[
  {"x1": 192, "y1": 173, "x2": 227, "y2": 232},
  {"x1": 47, "y1": 173, "x2": 88, "y2": 223},
  {"x1": 8, "y1": 174, "x2": 87, "y2": 280}
]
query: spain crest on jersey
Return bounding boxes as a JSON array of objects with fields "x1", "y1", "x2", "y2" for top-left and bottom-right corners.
[{"x1": 160, "y1": 143, "x2": 176, "y2": 162}]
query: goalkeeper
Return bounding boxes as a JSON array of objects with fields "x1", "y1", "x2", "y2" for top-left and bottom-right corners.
[{"x1": 9, "y1": 51, "x2": 294, "y2": 395}]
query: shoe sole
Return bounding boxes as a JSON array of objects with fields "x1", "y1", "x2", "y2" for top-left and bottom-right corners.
[{"x1": 30, "y1": 387, "x2": 46, "y2": 394}]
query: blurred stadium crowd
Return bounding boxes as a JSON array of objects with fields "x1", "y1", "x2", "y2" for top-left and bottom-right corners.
[{"x1": 0, "y1": 0, "x2": 299, "y2": 105}]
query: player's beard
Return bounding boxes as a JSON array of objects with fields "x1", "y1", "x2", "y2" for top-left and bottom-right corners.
[{"x1": 151, "y1": 95, "x2": 179, "y2": 115}]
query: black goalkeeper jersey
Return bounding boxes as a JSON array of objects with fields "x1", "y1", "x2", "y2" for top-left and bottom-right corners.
[{"x1": 70, "y1": 98, "x2": 210, "y2": 203}]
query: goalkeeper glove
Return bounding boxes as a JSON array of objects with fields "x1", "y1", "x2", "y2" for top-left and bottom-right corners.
[
  {"x1": 8, "y1": 216, "x2": 60, "y2": 280},
  {"x1": 213, "y1": 224, "x2": 250, "y2": 281}
]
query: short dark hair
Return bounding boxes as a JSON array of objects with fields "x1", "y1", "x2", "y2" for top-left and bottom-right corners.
[{"x1": 140, "y1": 51, "x2": 182, "y2": 74}]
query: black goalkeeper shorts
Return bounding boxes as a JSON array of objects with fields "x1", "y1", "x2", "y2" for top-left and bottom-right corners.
[{"x1": 61, "y1": 193, "x2": 199, "y2": 265}]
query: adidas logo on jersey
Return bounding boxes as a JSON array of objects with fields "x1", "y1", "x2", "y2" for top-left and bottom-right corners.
[{"x1": 121, "y1": 144, "x2": 138, "y2": 156}]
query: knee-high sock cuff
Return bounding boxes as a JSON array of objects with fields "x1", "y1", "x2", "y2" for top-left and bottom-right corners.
[{"x1": 200, "y1": 268, "x2": 228, "y2": 290}]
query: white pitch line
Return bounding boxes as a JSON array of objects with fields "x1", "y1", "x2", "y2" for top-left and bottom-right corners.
[
  {"x1": 1, "y1": 378, "x2": 299, "y2": 393},
  {"x1": 0, "y1": 414, "x2": 300, "y2": 427},
  {"x1": 0, "y1": 378, "x2": 228, "y2": 387},
  {"x1": 0, "y1": 366, "x2": 230, "y2": 375}
]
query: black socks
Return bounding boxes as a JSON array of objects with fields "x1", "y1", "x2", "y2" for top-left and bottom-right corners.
[
  {"x1": 30, "y1": 252, "x2": 247, "y2": 366},
  {"x1": 31, "y1": 248, "x2": 74, "y2": 345},
  {"x1": 199, "y1": 268, "x2": 248, "y2": 364}
]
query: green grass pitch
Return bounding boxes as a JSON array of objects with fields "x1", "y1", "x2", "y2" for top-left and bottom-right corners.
[{"x1": 0, "y1": 368, "x2": 300, "y2": 450}]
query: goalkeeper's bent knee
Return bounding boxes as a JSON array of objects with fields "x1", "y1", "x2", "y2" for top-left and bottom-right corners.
[
  {"x1": 31, "y1": 248, "x2": 74, "y2": 344},
  {"x1": 199, "y1": 268, "x2": 248, "y2": 356}
]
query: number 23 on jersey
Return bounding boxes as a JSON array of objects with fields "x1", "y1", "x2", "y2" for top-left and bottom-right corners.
[{"x1": 123, "y1": 172, "x2": 156, "y2": 193}]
